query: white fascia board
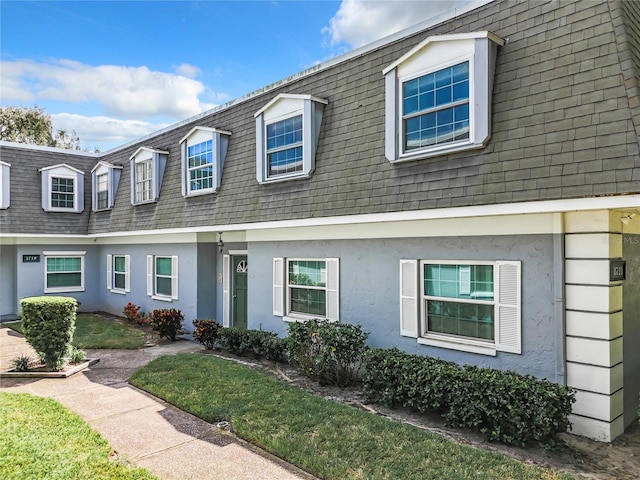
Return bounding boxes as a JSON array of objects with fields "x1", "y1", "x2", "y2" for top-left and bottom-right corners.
[
  {"x1": 73, "y1": 194, "x2": 640, "y2": 240},
  {"x1": 91, "y1": 161, "x2": 122, "y2": 173},
  {"x1": 382, "y1": 31, "x2": 505, "y2": 75},
  {"x1": 129, "y1": 146, "x2": 169, "y2": 160},
  {"x1": 254, "y1": 94, "x2": 328, "y2": 118},
  {"x1": 38, "y1": 163, "x2": 85, "y2": 174},
  {"x1": 0, "y1": 161, "x2": 11, "y2": 167},
  {"x1": 179, "y1": 126, "x2": 232, "y2": 144},
  {"x1": 0, "y1": 141, "x2": 100, "y2": 157}
]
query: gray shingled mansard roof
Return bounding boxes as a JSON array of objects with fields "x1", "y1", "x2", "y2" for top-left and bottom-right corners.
[{"x1": 1, "y1": 0, "x2": 639, "y2": 237}]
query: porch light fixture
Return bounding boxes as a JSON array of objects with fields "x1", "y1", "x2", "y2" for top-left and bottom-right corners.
[
  {"x1": 217, "y1": 232, "x2": 224, "y2": 252},
  {"x1": 621, "y1": 213, "x2": 636, "y2": 225}
]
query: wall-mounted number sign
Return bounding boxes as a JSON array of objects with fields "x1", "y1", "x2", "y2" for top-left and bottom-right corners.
[
  {"x1": 22, "y1": 255, "x2": 40, "y2": 263},
  {"x1": 610, "y1": 260, "x2": 626, "y2": 281}
]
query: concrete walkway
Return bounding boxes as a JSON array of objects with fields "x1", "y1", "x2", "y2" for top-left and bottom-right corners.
[{"x1": 0, "y1": 326, "x2": 312, "y2": 480}]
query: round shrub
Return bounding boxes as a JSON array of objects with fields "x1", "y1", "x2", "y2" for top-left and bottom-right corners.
[{"x1": 20, "y1": 296, "x2": 77, "y2": 371}]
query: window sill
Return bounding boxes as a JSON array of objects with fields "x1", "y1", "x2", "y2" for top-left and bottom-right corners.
[
  {"x1": 44, "y1": 208, "x2": 82, "y2": 214},
  {"x1": 44, "y1": 287, "x2": 84, "y2": 293},
  {"x1": 418, "y1": 336, "x2": 497, "y2": 356},
  {"x1": 185, "y1": 188, "x2": 217, "y2": 197},
  {"x1": 259, "y1": 172, "x2": 312, "y2": 185},
  {"x1": 133, "y1": 200, "x2": 157, "y2": 206},
  {"x1": 152, "y1": 294, "x2": 174, "y2": 302},
  {"x1": 283, "y1": 314, "x2": 328, "y2": 323},
  {"x1": 391, "y1": 140, "x2": 485, "y2": 163},
  {"x1": 109, "y1": 289, "x2": 127, "y2": 295}
]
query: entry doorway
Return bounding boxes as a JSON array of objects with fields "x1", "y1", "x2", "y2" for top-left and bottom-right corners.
[{"x1": 232, "y1": 255, "x2": 248, "y2": 329}]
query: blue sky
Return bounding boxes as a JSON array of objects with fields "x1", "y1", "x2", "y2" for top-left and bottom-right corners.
[{"x1": 1, "y1": 0, "x2": 483, "y2": 151}]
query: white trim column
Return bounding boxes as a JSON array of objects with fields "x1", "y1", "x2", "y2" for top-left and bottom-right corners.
[{"x1": 564, "y1": 210, "x2": 625, "y2": 442}]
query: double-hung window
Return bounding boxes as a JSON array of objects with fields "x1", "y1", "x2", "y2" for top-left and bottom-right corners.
[
  {"x1": 180, "y1": 127, "x2": 231, "y2": 196},
  {"x1": 266, "y1": 115, "x2": 303, "y2": 177},
  {"x1": 106, "y1": 254, "x2": 130, "y2": 293},
  {"x1": 44, "y1": 251, "x2": 85, "y2": 293},
  {"x1": 403, "y1": 62, "x2": 469, "y2": 151},
  {"x1": 272, "y1": 257, "x2": 339, "y2": 322},
  {"x1": 39, "y1": 164, "x2": 84, "y2": 213},
  {"x1": 255, "y1": 94, "x2": 327, "y2": 184},
  {"x1": 400, "y1": 259, "x2": 520, "y2": 356},
  {"x1": 130, "y1": 147, "x2": 168, "y2": 205},
  {"x1": 96, "y1": 173, "x2": 108, "y2": 210},
  {"x1": 51, "y1": 177, "x2": 75, "y2": 208},
  {"x1": 147, "y1": 255, "x2": 178, "y2": 301},
  {"x1": 384, "y1": 31, "x2": 504, "y2": 162},
  {"x1": 91, "y1": 161, "x2": 122, "y2": 211}
]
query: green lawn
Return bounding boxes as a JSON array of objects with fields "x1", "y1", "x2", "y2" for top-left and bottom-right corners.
[
  {"x1": 4, "y1": 313, "x2": 146, "y2": 349},
  {"x1": 0, "y1": 392, "x2": 157, "y2": 480},
  {"x1": 130, "y1": 354, "x2": 573, "y2": 480}
]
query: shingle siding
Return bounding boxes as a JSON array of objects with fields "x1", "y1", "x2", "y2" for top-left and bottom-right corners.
[{"x1": 3, "y1": 0, "x2": 640, "y2": 236}]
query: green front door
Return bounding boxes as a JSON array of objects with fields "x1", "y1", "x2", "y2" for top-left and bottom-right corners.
[{"x1": 232, "y1": 255, "x2": 248, "y2": 329}]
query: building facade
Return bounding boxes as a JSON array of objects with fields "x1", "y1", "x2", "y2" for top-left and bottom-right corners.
[{"x1": 1, "y1": 0, "x2": 639, "y2": 442}]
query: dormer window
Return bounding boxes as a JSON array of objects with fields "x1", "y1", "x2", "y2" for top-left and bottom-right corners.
[
  {"x1": 91, "y1": 161, "x2": 122, "y2": 211},
  {"x1": 384, "y1": 31, "x2": 504, "y2": 162},
  {"x1": 0, "y1": 161, "x2": 10, "y2": 209},
  {"x1": 180, "y1": 126, "x2": 231, "y2": 196},
  {"x1": 129, "y1": 147, "x2": 168, "y2": 205},
  {"x1": 39, "y1": 164, "x2": 84, "y2": 213},
  {"x1": 255, "y1": 94, "x2": 327, "y2": 184}
]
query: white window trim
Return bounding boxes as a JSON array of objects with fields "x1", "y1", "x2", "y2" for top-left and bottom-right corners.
[
  {"x1": 147, "y1": 255, "x2": 178, "y2": 301},
  {"x1": 91, "y1": 161, "x2": 122, "y2": 212},
  {"x1": 399, "y1": 259, "x2": 521, "y2": 356},
  {"x1": 274, "y1": 257, "x2": 339, "y2": 322},
  {"x1": 255, "y1": 94, "x2": 327, "y2": 185},
  {"x1": 384, "y1": 31, "x2": 504, "y2": 163},
  {"x1": 43, "y1": 251, "x2": 86, "y2": 293},
  {"x1": 48, "y1": 173, "x2": 78, "y2": 212},
  {"x1": 134, "y1": 158, "x2": 154, "y2": 204},
  {"x1": 130, "y1": 147, "x2": 168, "y2": 205},
  {"x1": 107, "y1": 254, "x2": 130, "y2": 294},
  {"x1": 180, "y1": 127, "x2": 231, "y2": 197}
]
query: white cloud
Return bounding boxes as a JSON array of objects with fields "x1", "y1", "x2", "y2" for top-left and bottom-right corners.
[
  {"x1": 51, "y1": 112, "x2": 170, "y2": 151},
  {"x1": 1, "y1": 58, "x2": 219, "y2": 120},
  {"x1": 324, "y1": 0, "x2": 484, "y2": 49},
  {"x1": 174, "y1": 63, "x2": 202, "y2": 78}
]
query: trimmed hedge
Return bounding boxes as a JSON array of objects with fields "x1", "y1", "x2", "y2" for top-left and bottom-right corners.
[
  {"x1": 20, "y1": 296, "x2": 77, "y2": 371},
  {"x1": 192, "y1": 319, "x2": 221, "y2": 350},
  {"x1": 362, "y1": 348, "x2": 575, "y2": 447},
  {"x1": 217, "y1": 327, "x2": 287, "y2": 361},
  {"x1": 150, "y1": 309, "x2": 184, "y2": 341}
]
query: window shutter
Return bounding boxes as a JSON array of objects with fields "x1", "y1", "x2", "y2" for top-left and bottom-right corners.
[
  {"x1": 326, "y1": 258, "x2": 339, "y2": 321},
  {"x1": 400, "y1": 259, "x2": 418, "y2": 337},
  {"x1": 146, "y1": 255, "x2": 153, "y2": 296},
  {"x1": 171, "y1": 255, "x2": 179, "y2": 300},
  {"x1": 76, "y1": 173, "x2": 84, "y2": 212},
  {"x1": 124, "y1": 255, "x2": 131, "y2": 292},
  {"x1": 106, "y1": 254, "x2": 112, "y2": 290},
  {"x1": 273, "y1": 257, "x2": 284, "y2": 316},
  {"x1": 496, "y1": 261, "x2": 521, "y2": 354},
  {"x1": 222, "y1": 255, "x2": 230, "y2": 327},
  {"x1": 384, "y1": 69, "x2": 398, "y2": 162}
]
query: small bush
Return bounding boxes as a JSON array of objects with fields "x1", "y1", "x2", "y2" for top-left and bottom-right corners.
[
  {"x1": 20, "y1": 296, "x2": 77, "y2": 371},
  {"x1": 362, "y1": 348, "x2": 575, "y2": 448},
  {"x1": 216, "y1": 327, "x2": 288, "y2": 361},
  {"x1": 217, "y1": 327, "x2": 250, "y2": 355},
  {"x1": 192, "y1": 319, "x2": 221, "y2": 350},
  {"x1": 287, "y1": 319, "x2": 369, "y2": 387},
  {"x1": 11, "y1": 354, "x2": 33, "y2": 372},
  {"x1": 123, "y1": 302, "x2": 149, "y2": 325},
  {"x1": 149, "y1": 309, "x2": 184, "y2": 341}
]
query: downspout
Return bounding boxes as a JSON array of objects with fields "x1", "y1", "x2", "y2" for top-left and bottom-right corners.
[{"x1": 553, "y1": 212, "x2": 566, "y2": 384}]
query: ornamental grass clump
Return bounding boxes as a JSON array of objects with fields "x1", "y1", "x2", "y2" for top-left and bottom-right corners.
[
  {"x1": 287, "y1": 319, "x2": 369, "y2": 387},
  {"x1": 20, "y1": 296, "x2": 77, "y2": 371},
  {"x1": 149, "y1": 308, "x2": 184, "y2": 341}
]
